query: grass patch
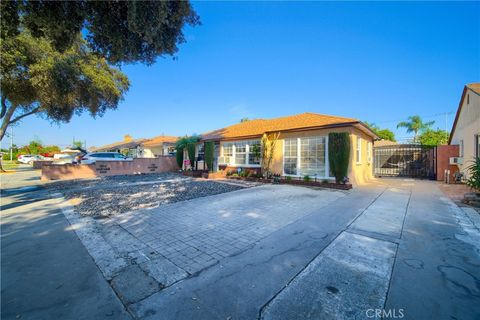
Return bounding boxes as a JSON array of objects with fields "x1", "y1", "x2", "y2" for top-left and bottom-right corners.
[{"x1": 1, "y1": 160, "x2": 19, "y2": 171}]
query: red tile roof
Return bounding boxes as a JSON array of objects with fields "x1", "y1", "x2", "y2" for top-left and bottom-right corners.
[
  {"x1": 201, "y1": 112, "x2": 373, "y2": 140},
  {"x1": 142, "y1": 135, "x2": 178, "y2": 147}
]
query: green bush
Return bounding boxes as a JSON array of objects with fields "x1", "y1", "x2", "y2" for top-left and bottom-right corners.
[
  {"x1": 285, "y1": 176, "x2": 292, "y2": 181},
  {"x1": 175, "y1": 147, "x2": 184, "y2": 169},
  {"x1": 466, "y1": 157, "x2": 480, "y2": 192},
  {"x1": 303, "y1": 175, "x2": 311, "y2": 182},
  {"x1": 186, "y1": 143, "x2": 196, "y2": 169},
  {"x1": 328, "y1": 132, "x2": 351, "y2": 184},
  {"x1": 204, "y1": 142, "x2": 214, "y2": 171}
]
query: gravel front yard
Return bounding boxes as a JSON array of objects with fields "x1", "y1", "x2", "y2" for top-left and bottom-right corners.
[{"x1": 59, "y1": 174, "x2": 247, "y2": 217}]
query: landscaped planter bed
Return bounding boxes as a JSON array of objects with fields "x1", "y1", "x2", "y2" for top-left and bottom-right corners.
[
  {"x1": 182, "y1": 170, "x2": 207, "y2": 178},
  {"x1": 226, "y1": 176, "x2": 352, "y2": 190}
]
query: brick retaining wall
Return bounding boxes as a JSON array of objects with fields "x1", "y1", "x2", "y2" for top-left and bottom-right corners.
[{"x1": 41, "y1": 157, "x2": 178, "y2": 181}]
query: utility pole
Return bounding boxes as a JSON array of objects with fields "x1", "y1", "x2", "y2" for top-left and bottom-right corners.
[
  {"x1": 445, "y1": 112, "x2": 448, "y2": 133},
  {"x1": 10, "y1": 127, "x2": 13, "y2": 161}
]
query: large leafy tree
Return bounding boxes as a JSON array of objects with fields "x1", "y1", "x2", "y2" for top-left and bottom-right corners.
[
  {"x1": 1, "y1": 32, "x2": 130, "y2": 140},
  {"x1": 418, "y1": 129, "x2": 449, "y2": 146},
  {"x1": 364, "y1": 121, "x2": 396, "y2": 142},
  {"x1": 396, "y1": 115, "x2": 434, "y2": 143},
  {"x1": 0, "y1": 0, "x2": 199, "y2": 141}
]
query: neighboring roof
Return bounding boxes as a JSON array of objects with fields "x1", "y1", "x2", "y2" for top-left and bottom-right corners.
[
  {"x1": 201, "y1": 112, "x2": 377, "y2": 140},
  {"x1": 374, "y1": 139, "x2": 398, "y2": 147},
  {"x1": 448, "y1": 82, "x2": 480, "y2": 144},
  {"x1": 467, "y1": 83, "x2": 480, "y2": 95},
  {"x1": 142, "y1": 135, "x2": 178, "y2": 147},
  {"x1": 91, "y1": 139, "x2": 148, "y2": 152}
]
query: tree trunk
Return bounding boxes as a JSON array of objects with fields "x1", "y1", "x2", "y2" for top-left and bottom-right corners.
[{"x1": 0, "y1": 104, "x2": 17, "y2": 141}]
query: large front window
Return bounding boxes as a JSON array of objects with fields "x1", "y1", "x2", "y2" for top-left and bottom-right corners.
[
  {"x1": 284, "y1": 139, "x2": 298, "y2": 175},
  {"x1": 284, "y1": 136, "x2": 329, "y2": 177},
  {"x1": 220, "y1": 140, "x2": 261, "y2": 166},
  {"x1": 234, "y1": 142, "x2": 246, "y2": 164}
]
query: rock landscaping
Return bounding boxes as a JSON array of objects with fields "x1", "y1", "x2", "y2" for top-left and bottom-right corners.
[{"x1": 53, "y1": 173, "x2": 247, "y2": 217}]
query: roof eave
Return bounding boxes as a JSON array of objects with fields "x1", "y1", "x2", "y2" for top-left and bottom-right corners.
[{"x1": 448, "y1": 85, "x2": 469, "y2": 145}]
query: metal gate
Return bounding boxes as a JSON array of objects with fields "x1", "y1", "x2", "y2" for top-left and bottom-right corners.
[{"x1": 374, "y1": 144, "x2": 436, "y2": 179}]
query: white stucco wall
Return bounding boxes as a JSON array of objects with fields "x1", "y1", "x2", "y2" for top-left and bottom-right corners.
[{"x1": 450, "y1": 88, "x2": 480, "y2": 177}]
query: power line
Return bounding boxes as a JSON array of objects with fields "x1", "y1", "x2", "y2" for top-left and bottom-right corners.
[{"x1": 374, "y1": 111, "x2": 455, "y2": 126}]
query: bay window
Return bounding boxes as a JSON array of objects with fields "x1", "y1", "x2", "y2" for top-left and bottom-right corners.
[
  {"x1": 284, "y1": 138, "x2": 298, "y2": 175},
  {"x1": 284, "y1": 136, "x2": 329, "y2": 178}
]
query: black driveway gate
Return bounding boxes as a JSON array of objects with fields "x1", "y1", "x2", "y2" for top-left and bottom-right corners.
[{"x1": 374, "y1": 144, "x2": 436, "y2": 179}]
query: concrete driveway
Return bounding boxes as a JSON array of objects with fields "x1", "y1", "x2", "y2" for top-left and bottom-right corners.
[{"x1": 2, "y1": 171, "x2": 480, "y2": 320}]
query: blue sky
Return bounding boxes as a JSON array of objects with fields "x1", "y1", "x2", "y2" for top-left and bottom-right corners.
[{"x1": 8, "y1": 1, "x2": 479, "y2": 149}]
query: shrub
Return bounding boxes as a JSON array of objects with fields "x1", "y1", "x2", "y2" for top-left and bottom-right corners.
[
  {"x1": 186, "y1": 143, "x2": 196, "y2": 169},
  {"x1": 303, "y1": 175, "x2": 311, "y2": 182},
  {"x1": 322, "y1": 179, "x2": 329, "y2": 184},
  {"x1": 328, "y1": 132, "x2": 351, "y2": 184},
  {"x1": 204, "y1": 141, "x2": 214, "y2": 171},
  {"x1": 285, "y1": 176, "x2": 292, "y2": 181},
  {"x1": 175, "y1": 147, "x2": 184, "y2": 169},
  {"x1": 466, "y1": 157, "x2": 480, "y2": 192}
]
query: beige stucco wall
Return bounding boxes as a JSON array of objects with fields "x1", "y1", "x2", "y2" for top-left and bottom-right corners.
[
  {"x1": 143, "y1": 146, "x2": 163, "y2": 158},
  {"x1": 270, "y1": 127, "x2": 374, "y2": 185},
  {"x1": 450, "y1": 88, "x2": 480, "y2": 178},
  {"x1": 217, "y1": 126, "x2": 375, "y2": 186}
]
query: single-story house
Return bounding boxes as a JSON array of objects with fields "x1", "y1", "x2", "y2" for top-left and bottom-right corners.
[
  {"x1": 92, "y1": 135, "x2": 178, "y2": 158},
  {"x1": 196, "y1": 112, "x2": 378, "y2": 185},
  {"x1": 449, "y1": 83, "x2": 480, "y2": 178},
  {"x1": 141, "y1": 135, "x2": 178, "y2": 157},
  {"x1": 91, "y1": 136, "x2": 148, "y2": 158}
]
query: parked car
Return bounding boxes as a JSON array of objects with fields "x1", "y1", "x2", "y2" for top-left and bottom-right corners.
[
  {"x1": 18, "y1": 154, "x2": 44, "y2": 164},
  {"x1": 80, "y1": 152, "x2": 133, "y2": 164}
]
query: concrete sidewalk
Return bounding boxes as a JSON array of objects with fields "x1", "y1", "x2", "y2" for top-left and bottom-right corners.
[{"x1": 1, "y1": 188, "x2": 131, "y2": 320}]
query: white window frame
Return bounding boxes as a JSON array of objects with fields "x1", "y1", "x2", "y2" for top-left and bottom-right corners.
[
  {"x1": 356, "y1": 136, "x2": 362, "y2": 164},
  {"x1": 282, "y1": 135, "x2": 333, "y2": 179},
  {"x1": 219, "y1": 140, "x2": 261, "y2": 167},
  {"x1": 367, "y1": 141, "x2": 372, "y2": 164}
]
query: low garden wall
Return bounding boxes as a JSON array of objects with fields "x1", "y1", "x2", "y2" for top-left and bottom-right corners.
[
  {"x1": 32, "y1": 160, "x2": 54, "y2": 169},
  {"x1": 41, "y1": 157, "x2": 178, "y2": 181}
]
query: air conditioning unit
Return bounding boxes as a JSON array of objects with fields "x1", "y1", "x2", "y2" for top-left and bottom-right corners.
[{"x1": 449, "y1": 157, "x2": 463, "y2": 165}]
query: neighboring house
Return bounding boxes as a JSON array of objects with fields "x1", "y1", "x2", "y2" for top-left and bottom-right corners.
[
  {"x1": 92, "y1": 135, "x2": 178, "y2": 158},
  {"x1": 449, "y1": 83, "x2": 480, "y2": 178},
  {"x1": 199, "y1": 112, "x2": 378, "y2": 185},
  {"x1": 91, "y1": 137, "x2": 148, "y2": 158},
  {"x1": 142, "y1": 135, "x2": 178, "y2": 157}
]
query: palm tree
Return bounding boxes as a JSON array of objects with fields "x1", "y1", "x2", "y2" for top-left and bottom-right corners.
[{"x1": 397, "y1": 115, "x2": 434, "y2": 143}]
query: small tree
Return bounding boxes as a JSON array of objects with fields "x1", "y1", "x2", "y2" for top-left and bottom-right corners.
[
  {"x1": 175, "y1": 135, "x2": 200, "y2": 170},
  {"x1": 397, "y1": 115, "x2": 435, "y2": 143},
  {"x1": 328, "y1": 132, "x2": 351, "y2": 184},
  {"x1": 186, "y1": 143, "x2": 196, "y2": 170},
  {"x1": 204, "y1": 141, "x2": 214, "y2": 171},
  {"x1": 261, "y1": 132, "x2": 280, "y2": 178},
  {"x1": 466, "y1": 157, "x2": 480, "y2": 192},
  {"x1": 364, "y1": 121, "x2": 396, "y2": 142},
  {"x1": 175, "y1": 147, "x2": 184, "y2": 169},
  {"x1": 418, "y1": 129, "x2": 449, "y2": 146}
]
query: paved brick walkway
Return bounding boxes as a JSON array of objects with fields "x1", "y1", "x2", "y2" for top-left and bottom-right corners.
[{"x1": 111, "y1": 185, "x2": 345, "y2": 274}]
